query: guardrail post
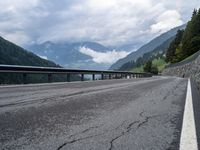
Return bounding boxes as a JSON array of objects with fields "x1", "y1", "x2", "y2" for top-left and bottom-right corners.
[
  {"x1": 92, "y1": 74, "x2": 95, "y2": 80},
  {"x1": 23, "y1": 73, "x2": 27, "y2": 84},
  {"x1": 115, "y1": 74, "x2": 117, "y2": 79},
  {"x1": 109, "y1": 74, "x2": 112, "y2": 79},
  {"x1": 81, "y1": 74, "x2": 84, "y2": 81},
  {"x1": 101, "y1": 74, "x2": 104, "y2": 80},
  {"x1": 48, "y1": 74, "x2": 52, "y2": 83},
  {"x1": 67, "y1": 73, "x2": 70, "y2": 82}
]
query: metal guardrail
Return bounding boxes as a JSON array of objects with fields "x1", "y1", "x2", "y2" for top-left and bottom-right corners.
[{"x1": 0, "y1": 65, "x2": 152, "y2": 84}]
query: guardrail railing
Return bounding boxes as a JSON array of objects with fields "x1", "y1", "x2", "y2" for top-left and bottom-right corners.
[{"x1": 0, "y1": 65, "x2": 152, "y2": 84}]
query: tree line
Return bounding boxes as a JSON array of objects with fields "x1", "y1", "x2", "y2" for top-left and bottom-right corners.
[{"x1": 166, "y1": 9, "x2": 200, "y2": 63}]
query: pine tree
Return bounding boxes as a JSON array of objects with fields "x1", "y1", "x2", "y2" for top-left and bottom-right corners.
[
  {"x1": 192, "y1": 9, "x2": 197, "y2": 19},
  {"x1": 166, "y1": 30, "x2": 184, "y2": 63},
  {"x1": 182, "y1": 8, "x2": 200, "y2": 57},
  {"x1": 167, "y1": 8, "x2": 200, "y2": 63},
  {"x1": 143, "y1": 61, "x2": 152, "y2": 73},
  {"x1": 143, "y1": 60, "x2": 158, "y2": 74}
]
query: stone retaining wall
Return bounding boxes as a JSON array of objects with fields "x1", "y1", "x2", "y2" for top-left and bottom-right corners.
[{"x1": 162, "y1": 55, "x2": 200, "y2": 90}]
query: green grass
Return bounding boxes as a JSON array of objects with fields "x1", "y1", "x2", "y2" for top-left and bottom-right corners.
[
  {"x1": 152, "y1": 58, "x2": 167, "y2": 72},
  {"x1": 180, "y1": 50, "x2": 200, "y2": 62},
  {"x1": 131, "y1": 65, "x2": 144, "y2": 73},
  {"x1": 183, "y1": 54, "x2": 194, "y2": 61},
  {"x1": 130, "y1": 58, "x2": 167, "y2": 73}
]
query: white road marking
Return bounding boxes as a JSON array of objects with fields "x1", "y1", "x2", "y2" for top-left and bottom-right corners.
[{"x1": 179, "y1": 79, "x2": 198, "y2": 150}]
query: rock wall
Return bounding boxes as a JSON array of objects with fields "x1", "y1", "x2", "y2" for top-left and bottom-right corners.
[{"x1": 162, "y1": 55, "x2": 200, "y2": 90}]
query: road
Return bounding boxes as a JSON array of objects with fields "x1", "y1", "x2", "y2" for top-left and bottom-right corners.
[{"x1": 0, "y1": 76, "x2": 198, "y2": 150}]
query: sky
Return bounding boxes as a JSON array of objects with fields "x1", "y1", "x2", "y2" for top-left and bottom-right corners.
[{"x1": 0, "y1": 0, "x2": 200, "y2": 48}]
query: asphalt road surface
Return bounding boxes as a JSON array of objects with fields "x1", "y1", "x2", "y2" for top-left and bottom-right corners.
[{"x1": 0, "y1": 76, "x2": 198, "y2": 150}]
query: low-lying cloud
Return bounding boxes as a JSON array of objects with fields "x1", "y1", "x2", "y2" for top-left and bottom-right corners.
[
  {"x1": 38, "y1": 55, "x2": 48, "y2": 60},
  {"x1": 79, "y1": 47, "x2": 130, "y2": 64}
]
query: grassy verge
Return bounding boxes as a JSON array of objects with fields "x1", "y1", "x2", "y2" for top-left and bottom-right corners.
[
  {"x1": 152, "y1": 58, "x2": 167, "y2": 72},
  {"x1": 131, "y1": 66, "x2": 144, "y2": 73},
  {"x1": 131, "y1": 58, "x2": 167, "y2": 73}
]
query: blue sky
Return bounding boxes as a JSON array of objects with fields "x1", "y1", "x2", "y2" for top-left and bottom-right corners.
[{"x1": 0, "y1": 0, "x2": 199, "y2": 47}]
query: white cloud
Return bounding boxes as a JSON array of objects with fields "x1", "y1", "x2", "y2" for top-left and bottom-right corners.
[
  {"x1": 0, "y1": 0, "x2": 199, "y2": 46},
  {"x1": 150, "y1": 10, "x2": 183, "y2": 33},
  {"x1": 79, "y1": 47, "x2": 130, "y2": 64},
  {"x1": 37, "y1": 55, "x2": 48, "y2": 60},
  {"x1": 1, "y1": 31, "x2": 31, "y2": 45}
]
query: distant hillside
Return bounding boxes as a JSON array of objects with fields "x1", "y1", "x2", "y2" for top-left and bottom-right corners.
[
  {"x1": 0, "y1": 37, "x2": 59, "y2": 67},
  {"x1": 110, "y1": 24, "x2": 186, "y2": 70},
  {"x1": 119, "y1": 36, "x2": 175, "y2": 71},
  {"x1": 26, "y1": 41, "x2": 112, "y2": 70},
  {"x1": 0, "y1": 36, "x2": 79, "y2": 84}
]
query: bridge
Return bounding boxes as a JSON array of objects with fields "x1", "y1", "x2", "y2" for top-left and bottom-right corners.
[{"x1": 0, "y1": 65, "x2": 199, "y2": 150}]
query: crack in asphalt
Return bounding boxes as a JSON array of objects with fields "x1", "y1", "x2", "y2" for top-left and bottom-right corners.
[
  {"x1": 56, "y1": 121, "x2": 127, "y2": 150},
  {"x1": 56, "y1": 111, "x2": 159, "y2": 150},
  {"x1": 57, "y1": 133, "x2": 102, "y2": 150},
  {"x1": 108, "y1": 120, "x2": 140, "y2": 150},
  {"x1": 108, "y1": 112, "x2": 159, "y2": 150},
  {"x1": 56, "y1": 125, "x2": 102, "y2": 150}
]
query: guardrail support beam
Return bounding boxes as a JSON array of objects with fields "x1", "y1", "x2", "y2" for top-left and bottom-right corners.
[
  {"x1": 109, "y1": 74, "x2": 112, "y2": 79},
  {"x1": 92, "y1": 74, "x2": 95, "y2": 80},
  {"x1": 48, "y1": 74, "x2": 52, "y2": 83},
  {"x1": 115, "y1": 74, "x2": 117, "y2": 79},
  {"x1": 67, "y1": 73, "x2": 70, "y2": 82},
  {"x1": 81, "y1": 74, "x2": 84, "y2": 81},
  {"x1": 23, "y1": 73, "x2": 27, "y2": 84},
  {"x1": 101, "y1": 74, "x2": 104, "y2": 80}
]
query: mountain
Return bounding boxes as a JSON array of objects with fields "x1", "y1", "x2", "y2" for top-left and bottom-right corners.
[
  {"x1": 0, "y1": 37, "x2": 59, "y2": 67},
  {"x1": 110, "y1": 24, "x2": 186, "y2": 70},
  {"x1": 0, "y1": 36, "x2": 79, "y2": 84},
  {"x1": 108, "y1": 42, "x2": 141, "y2": 52},
  {"x1": 119, "y1": 36, "x2": 175, "y2": 71},
  {"x1": 26, "y1": 41, "x2": 112, "y2": 70}
]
